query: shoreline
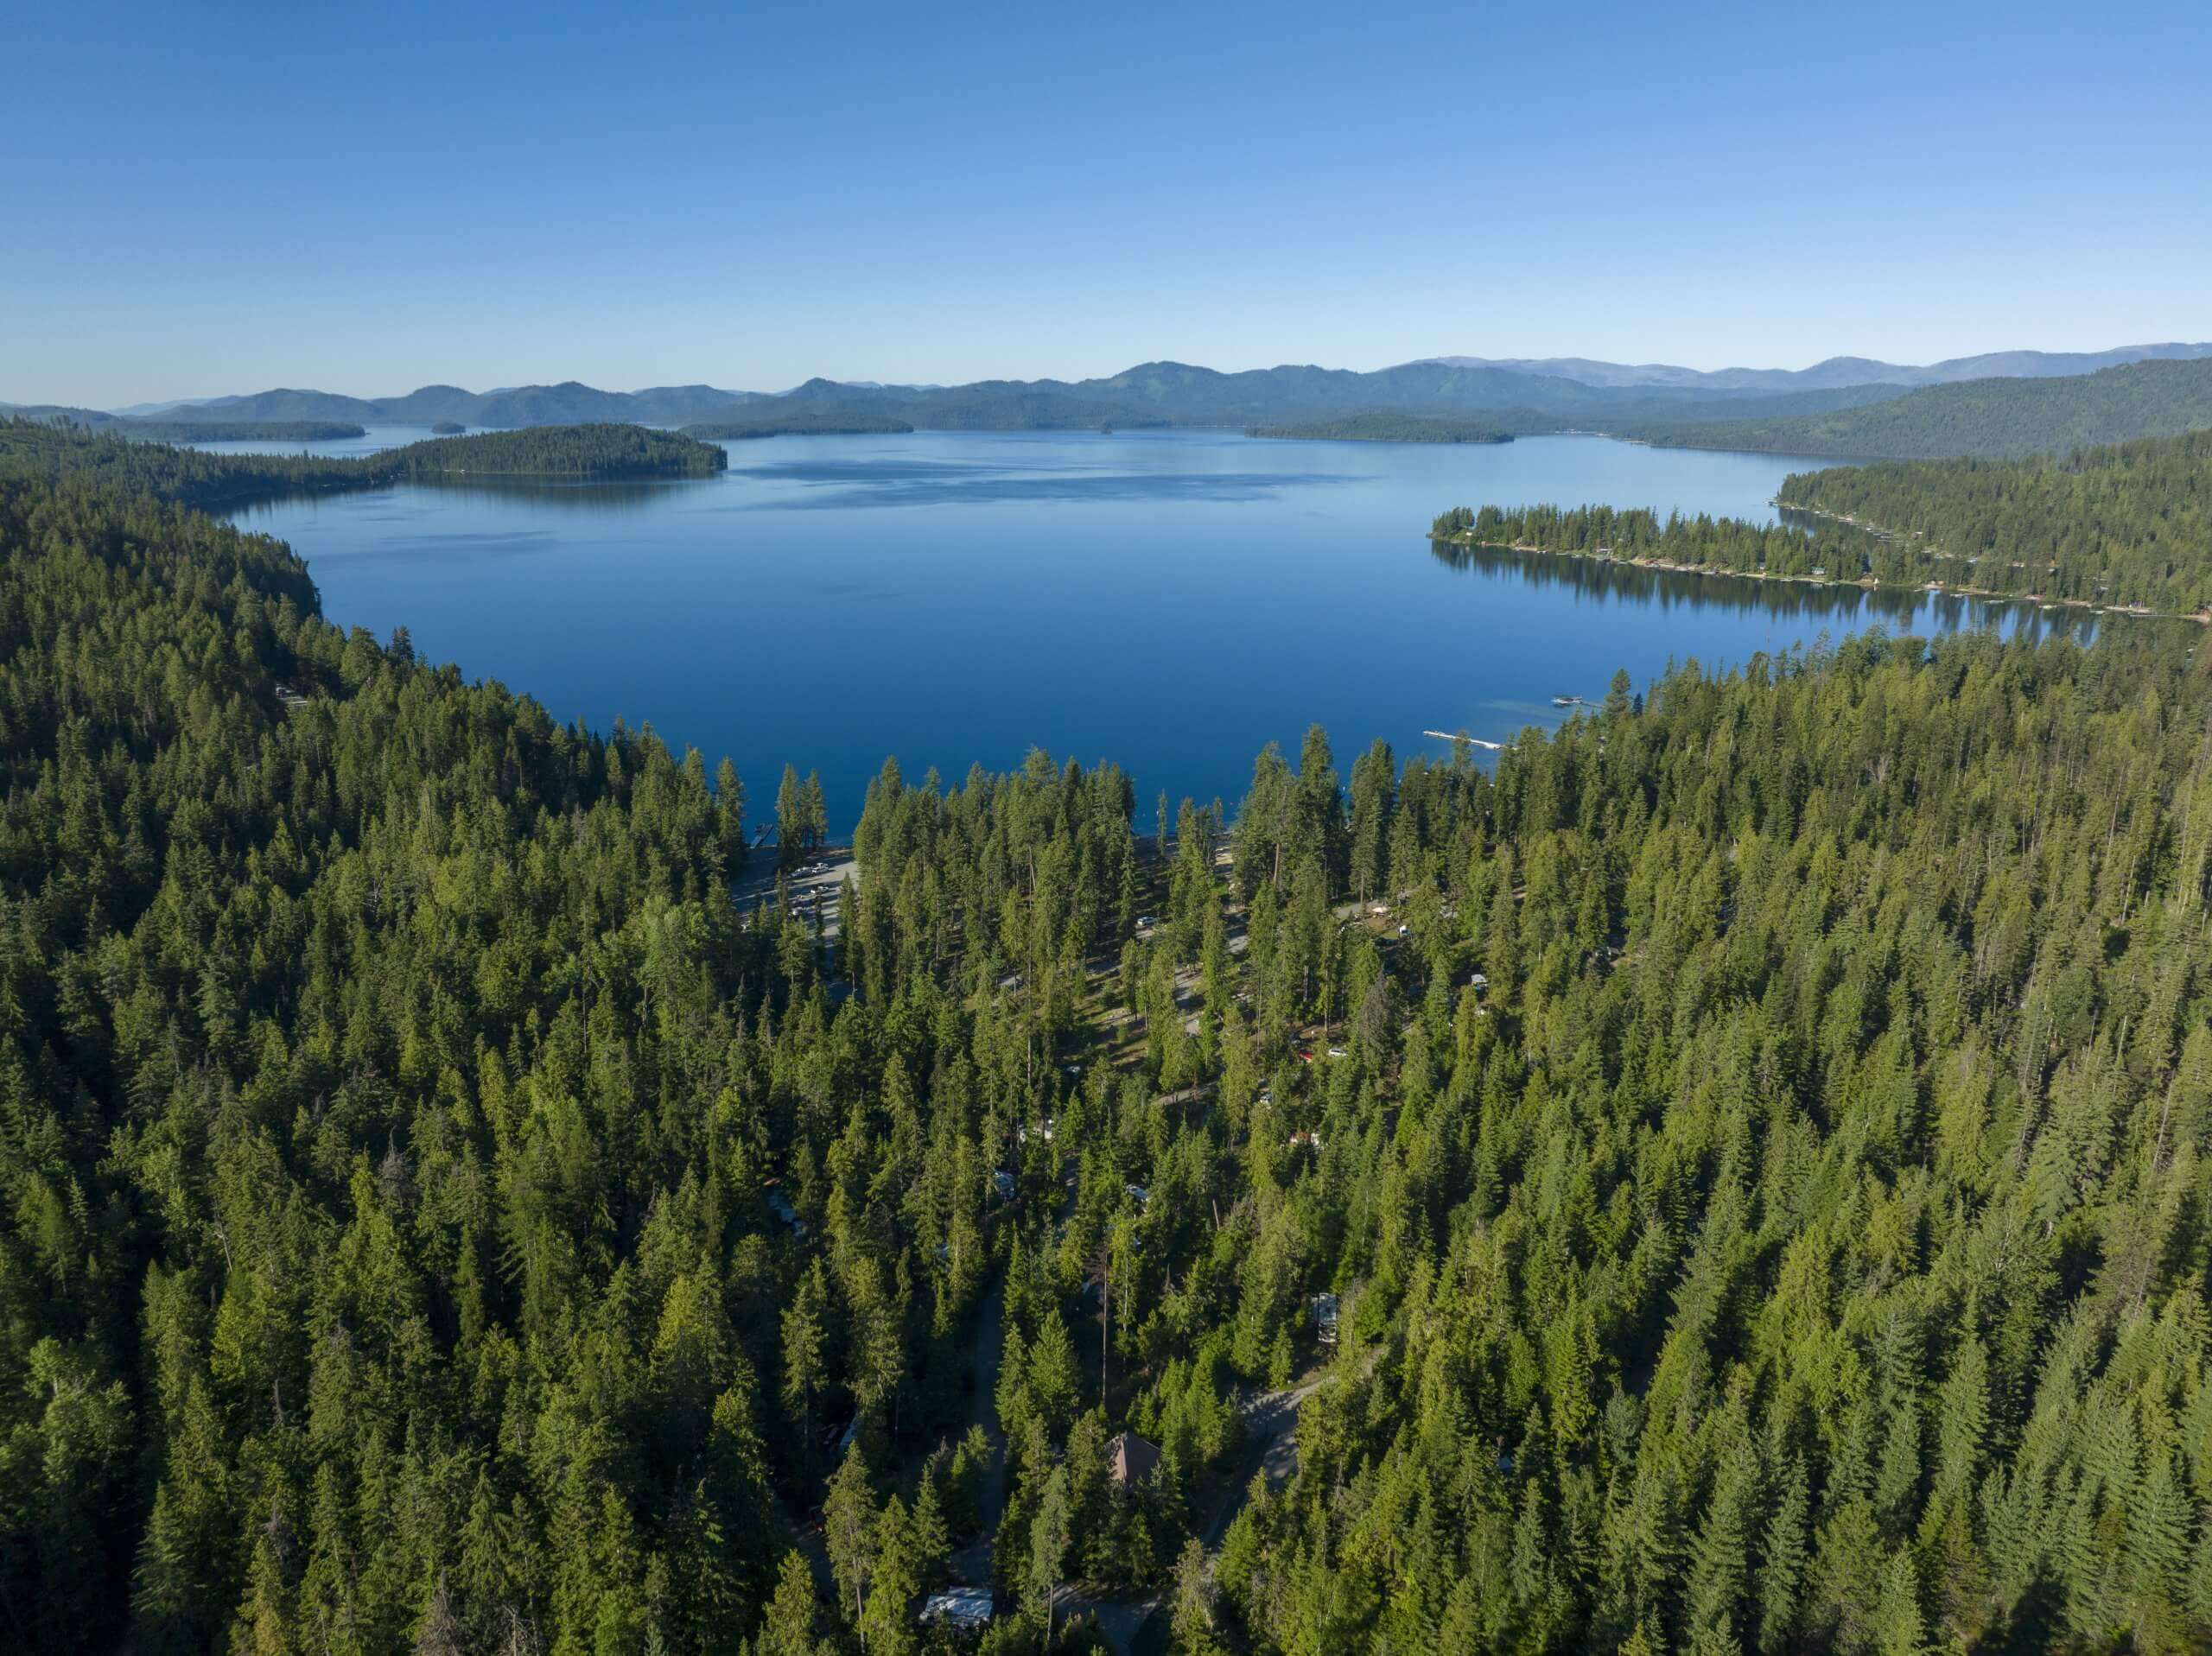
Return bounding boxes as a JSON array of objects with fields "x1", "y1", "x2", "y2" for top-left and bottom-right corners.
[{"x1": 1427, "y1": 531, "x2": 2209, "y2": 625}]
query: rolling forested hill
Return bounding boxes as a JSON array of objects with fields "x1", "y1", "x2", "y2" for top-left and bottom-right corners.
[
  {"x1": 3, "y1": 430, "x2": 2212, "y2": 1654},
  {"x1": 1624, "y1": 358, "x2": 2212, "y2": 460}
]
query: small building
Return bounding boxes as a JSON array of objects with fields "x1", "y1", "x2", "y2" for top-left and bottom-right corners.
[
  {"x1": 1288, "y1": 1129, "x2": 1322, "y2": 1152},
  {"x1": 1313, "y1": 1292, "x2": 1340, "y2": 1345},
  {"x1": 920, "y1": 1587, "x2": 995, "y2": 1632},
  {"x1": 1109, "y1": 1431, "x2": 1161, "y2": 1491}
]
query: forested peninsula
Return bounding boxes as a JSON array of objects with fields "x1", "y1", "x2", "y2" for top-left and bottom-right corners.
[
  {"x1": 1433, "y1": 428, "x2": 2212, "y2": 615},
  {"x1": 1247, "y1": 413, "x2": 1514, "y2": 444},
  {"x1": 0, "y1": 417, "x2": 726, "y2": 509},
  {"x1": 6, "y1": 418, "x2": 2212, "y2": 1654}
]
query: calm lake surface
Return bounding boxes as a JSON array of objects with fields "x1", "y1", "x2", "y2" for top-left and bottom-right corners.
[{"x1": 223, "y1": 427, "x2": 2102, "y2": 833}]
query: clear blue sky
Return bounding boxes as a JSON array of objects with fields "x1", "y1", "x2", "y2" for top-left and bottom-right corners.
[{"x1": 4, "y1": 0, "x2": 2207, "y2": 406}]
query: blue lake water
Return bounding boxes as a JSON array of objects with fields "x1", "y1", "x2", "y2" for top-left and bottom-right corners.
[{"x1": 223, "y1": 427, "x2": 2104, "y2": 833}]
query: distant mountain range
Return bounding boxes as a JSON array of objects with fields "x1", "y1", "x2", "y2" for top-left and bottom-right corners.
[
  {"x1": 10, "y1": 341, "x2": 2209, "y2": 457},
  {"x1": 1406, "y1": 341, "x2": 2212, "y2": 392},
  {"x1": 1619, "y1": 357, "x2": 2212, "y2": 460}
]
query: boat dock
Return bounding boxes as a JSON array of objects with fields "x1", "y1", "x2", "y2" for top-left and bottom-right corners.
[{"x1": 1424, "y1": 730, "x2": 1503, "y2": 750}]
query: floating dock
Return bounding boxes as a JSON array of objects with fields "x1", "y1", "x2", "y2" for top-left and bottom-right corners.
[{"x1": 1424, "y1": 730, "x2": 1503, "y2": 750}]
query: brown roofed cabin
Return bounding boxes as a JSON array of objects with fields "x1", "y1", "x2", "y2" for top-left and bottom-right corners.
[{"x1": 1108, "y1": 1431, "x2": 1160, "y2": 1490}]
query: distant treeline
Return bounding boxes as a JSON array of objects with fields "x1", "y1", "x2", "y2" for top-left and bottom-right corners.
[
  {"x1": 1433, "y1": 426, "x2": 2212, "y2": 612},
  {"x1": 383, "y1": 423, "x2": 725, "y2": 479},
  {"x1": 682, "y1": 413, "x2": 913, "y2": 439},
  {"x1": 117, "y1": 419, "x2": 367, "y2": 442},
  {"x1": 1248, "y1": 412, "x2": 1514, "y2": 444},
  {"x1": 1622, "y1": 357, "x2": 2212, "y2": 460},
  {"x1": 0, "y1": 418, "x2": 725, "y2": 510}
]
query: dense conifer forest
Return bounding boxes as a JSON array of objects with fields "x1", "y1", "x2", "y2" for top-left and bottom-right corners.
[
  {"x1": 4, "y1": 428, "x2": 2212, "y2": 1655},
  {"x1": 1775, "y1": 434, "x2": 2212, "y2": 612},
  {"x1": 1433, "y1": 429, "x2": 2212, "y2": 613}
]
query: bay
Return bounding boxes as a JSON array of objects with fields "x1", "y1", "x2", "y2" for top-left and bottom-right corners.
[{"x1": 223, "y1": 427, "x2": 2101, "y2": 832}]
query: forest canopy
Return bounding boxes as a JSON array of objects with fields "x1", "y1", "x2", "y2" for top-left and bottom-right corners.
[{"x1": 3, "y1": 427, "x2": 2212, "y2": 1655}]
